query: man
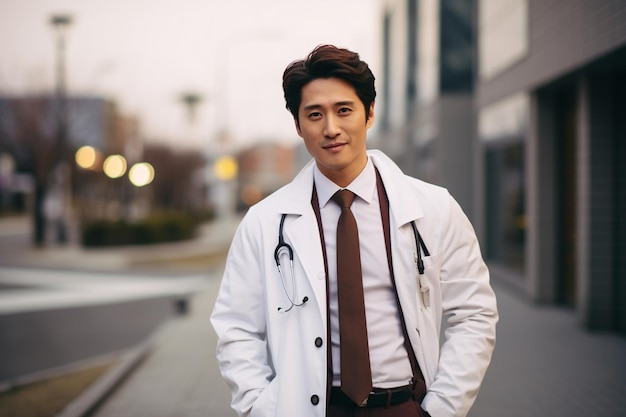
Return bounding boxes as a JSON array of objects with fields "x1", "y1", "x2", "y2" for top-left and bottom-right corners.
[{"x1": 211, "y1": 44, "x2": 498, "y2": 417}]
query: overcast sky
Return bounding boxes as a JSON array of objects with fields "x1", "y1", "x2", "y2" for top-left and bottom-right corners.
[{"x1": 0, "y1": 0, "x2": 381, "y2": 150}]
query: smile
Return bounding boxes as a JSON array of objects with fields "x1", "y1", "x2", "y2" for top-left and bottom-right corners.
[{"x1": 323, "y1": 142, "x2": 347, "y2": 150}]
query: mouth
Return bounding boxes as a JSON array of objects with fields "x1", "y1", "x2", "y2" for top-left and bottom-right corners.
[{"x1": 322, "y1": 142, "x2": 347, "y2": 150}]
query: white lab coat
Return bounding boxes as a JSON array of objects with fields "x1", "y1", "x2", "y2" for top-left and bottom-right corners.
[{"x1": 211, "y1": 150, "x2": 498, "y2": 417}]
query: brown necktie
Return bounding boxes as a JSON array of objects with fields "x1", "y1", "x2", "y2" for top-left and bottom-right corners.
[{"x1": 332, "y1": 189, "x2": 372, "y2": 405}]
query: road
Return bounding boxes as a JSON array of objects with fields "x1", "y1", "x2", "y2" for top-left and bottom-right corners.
[{"x1": 0, "y1": 266, "x2": 208, "y2": 388}]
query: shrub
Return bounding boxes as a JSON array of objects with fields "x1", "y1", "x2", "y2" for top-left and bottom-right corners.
[{"x1": 81, "y1": 212, "x2": 199, "y2": 247}]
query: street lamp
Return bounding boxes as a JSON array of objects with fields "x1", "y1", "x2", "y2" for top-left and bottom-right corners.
[
  {"x1": 49, "y1": 13, "x2": 73, "y2": 243},
  {"x1": 180, "y1": 91, "x2": 204, "y2": 125},
  {"x1": 50, "y1": 14, "x2": 73, "y2": 157},
  {"x1": 50, "y1": 14, "x2": 72, "y2": 98}
]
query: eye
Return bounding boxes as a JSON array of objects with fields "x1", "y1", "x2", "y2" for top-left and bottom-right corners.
[
  {"x1": 338, "y1": 107, "x2": 352, "y2": 115},
  {"x1": 308, "y1": 112, "x2": 322, "y2": 120}
]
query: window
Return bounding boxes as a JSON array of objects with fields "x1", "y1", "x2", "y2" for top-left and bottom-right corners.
[
  {"x1": 478, "y1": 0, "x2": 528, "y2": 80},
  {"x1": 480, "y1": 93, "x2": 528, "y2": 273}
]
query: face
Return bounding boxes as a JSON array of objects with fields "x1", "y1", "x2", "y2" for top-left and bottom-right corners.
[{"x1": 295, "y1": 77, "x2": 375, "y2": 187}]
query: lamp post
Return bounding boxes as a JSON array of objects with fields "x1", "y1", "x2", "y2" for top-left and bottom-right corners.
[
  {"x1": 179, "y1": 91, "x2": 205, "y2": 147},
  {"x1": 180, "y1": 91, "x2": 204, "y2": 125},
  {"x1": 50, "y1": 15, "x2": 72, "y2": 106},
  {"x1": 49, "y1": 13, "x2": 73, "y2": 243},
  {"x1": 179, "y1": 91, "x2": 208, "y2": 211}
]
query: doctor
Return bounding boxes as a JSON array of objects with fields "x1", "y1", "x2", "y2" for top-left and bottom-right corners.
[{"x1": 211, "y1": 45, "x2": 497, "y2": 417}]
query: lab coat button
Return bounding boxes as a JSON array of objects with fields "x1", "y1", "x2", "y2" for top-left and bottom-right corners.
[
  {"x1": 314, "y1": 337, "x2": 323, "y2": 347},
  {"x1": 310, "y1": 394, "x2": 320, "y2": 405}
]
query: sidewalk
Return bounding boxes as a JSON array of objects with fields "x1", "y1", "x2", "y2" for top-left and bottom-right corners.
[
  {"x1": 80, "y1": 270, "x2": 235, "y2": 417},
  {"x1": 469, "y1": 282, "x2": 626, "y2": 417}
]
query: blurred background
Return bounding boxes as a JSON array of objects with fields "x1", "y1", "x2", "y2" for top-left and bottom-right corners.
[{"x1": 0, "y1": 1, "x2": 625, "y2": 416}]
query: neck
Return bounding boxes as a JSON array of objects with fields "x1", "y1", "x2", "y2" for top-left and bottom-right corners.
[{"x1": 318, "y1": 156, "x2": 368, "y2": 188}]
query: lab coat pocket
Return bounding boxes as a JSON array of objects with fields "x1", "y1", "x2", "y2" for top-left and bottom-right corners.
[
  {"x1": 418, "y1": 250, "x2": 442, "y2": 310},
  {"x1": 250, "y1": 375, "x2": 280, "y2": 417}
]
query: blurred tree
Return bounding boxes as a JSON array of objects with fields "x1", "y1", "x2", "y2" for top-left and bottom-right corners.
[
  {"x1": 0, "y1": 96, "x2": 67, "y2": 246},
  {"x1": 142, "y1": 143, "x2": 206, "y2": 214}
]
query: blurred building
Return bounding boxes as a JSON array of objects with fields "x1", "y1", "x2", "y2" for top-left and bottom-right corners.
[
  {"x1": 377, "y1": 0, "x2": 477, "y2": 221},
  {"x1": 377, "y1": 0, "x2": 626, "y2": 333},
  {"x1": 0, "y1": 96, "x2": 93, "y2": 213},
  {"x1": 0, "y1": 95, "x2": 124, "y2": 149},
  {"x1": 236, "y1": 142, "x2": 296, "y2": 209},
  {"x1": 0, "y1": 95, "x2": 141, "y2": 218}
]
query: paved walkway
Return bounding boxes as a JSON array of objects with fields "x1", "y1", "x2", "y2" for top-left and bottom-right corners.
[
  {"x1": 87, "y1": 270, "x2": 235, "y2": 417},
  {"x1": 469, "y1": 282, "x2": 626, "y2": 417}
]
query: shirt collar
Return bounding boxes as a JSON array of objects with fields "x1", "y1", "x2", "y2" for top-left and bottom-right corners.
[{"x1": 313, "y1": 158, "x2": 377, "y2": 208}]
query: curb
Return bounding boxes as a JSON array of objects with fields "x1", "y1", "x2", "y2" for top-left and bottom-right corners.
[
  {"x1": 54, "y1": 272, "x2": 215, "y2": 416},
  {"x1": 56, "y1": 324, "x2": 163, "y2": 417}
]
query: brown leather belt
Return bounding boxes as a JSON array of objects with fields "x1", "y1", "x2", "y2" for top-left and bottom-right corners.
[{"x1": 329, "y1": 386, "x2": 414, "y2": 408}]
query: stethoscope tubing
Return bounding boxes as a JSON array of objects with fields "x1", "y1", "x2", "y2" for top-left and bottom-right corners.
[{"x1": 274, "y1": 213, "x2": 429, "y2": 312}]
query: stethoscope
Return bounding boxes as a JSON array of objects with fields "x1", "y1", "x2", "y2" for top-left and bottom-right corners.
[
  {"x1": 274, "y1": 213, "x2": 430, "y2": 312},
  {"x1": 274, "y1": 213, "x2": 309, "y2": 312}
]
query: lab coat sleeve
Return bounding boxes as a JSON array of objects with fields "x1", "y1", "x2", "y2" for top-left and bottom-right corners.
[
  {"x1": 211, "y1": 213, "x2": 275, "y2": 417},
  {"x1": 421, "y1": 194, "x2": 498, "y2": 417}
]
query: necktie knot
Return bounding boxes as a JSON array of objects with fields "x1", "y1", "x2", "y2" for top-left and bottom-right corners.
[{"x1": 332, "y1": 189, "x2": 356, "y2": 209}]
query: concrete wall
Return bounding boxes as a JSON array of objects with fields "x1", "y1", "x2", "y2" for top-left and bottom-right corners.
[{"x1": 477, "y1": 0, "x2": 626, "y2": 107}]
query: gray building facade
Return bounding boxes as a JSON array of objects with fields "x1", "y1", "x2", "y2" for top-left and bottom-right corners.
[
  {"x1": 378, "y1": 0, "x2": 626, "y2": 333},
  {"x1": 377, "y1": 0, "x2": 477, "y2": 222},
  {"x1": 476, "y1": 0, "x2": 626, "y2": 333}
]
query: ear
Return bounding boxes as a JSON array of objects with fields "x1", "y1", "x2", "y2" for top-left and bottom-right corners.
[{"x1": 366, "y1": 102, "x2": 375, "y2": 128}]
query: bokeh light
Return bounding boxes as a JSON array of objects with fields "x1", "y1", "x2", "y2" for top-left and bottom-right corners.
[
  {"x1": 214, "y1": 156, "x2": 238, "y2": 181},
  {"x1": 241, "y1": 184, "x2": 263, "y2": 206},
  {"x1": 103, "y1": 154, "x2": 127, "y2": 179},
  {"x1": 129, "y1": 162, "x2": 155, "y2": 187},
  {"x1": 75, "y1": 146, "x2": 98, "y2": 170}
]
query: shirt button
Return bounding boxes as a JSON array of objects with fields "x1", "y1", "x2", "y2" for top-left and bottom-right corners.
[
  {"x1": 314, "y1": 337, "x2": 323, "y2": 348},
  {"x1": 310, "y1": 394, "x2": 320, "y2": 405}
]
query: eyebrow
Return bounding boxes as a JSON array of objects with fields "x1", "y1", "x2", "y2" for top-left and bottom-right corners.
[{"x1": 302, "y1": 100, "x2": 356, "y2": 111}]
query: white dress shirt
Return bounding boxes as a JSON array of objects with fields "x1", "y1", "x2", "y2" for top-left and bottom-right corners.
[{"x1": 313, "y1": 158, "x2": 413, "y2": 389}]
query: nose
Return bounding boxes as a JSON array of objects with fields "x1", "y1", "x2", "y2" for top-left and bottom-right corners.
[{"x1": 323, "y1": 115, "x2": 340, "y2": 138}]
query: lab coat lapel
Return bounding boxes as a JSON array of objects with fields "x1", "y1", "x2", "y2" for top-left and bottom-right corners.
[
  {"x1": 369, "y1": 150, "x2": 424, "y2": 226},
  {"x1": 370, "y1": 151, "x2": 424, "y2": 345}
]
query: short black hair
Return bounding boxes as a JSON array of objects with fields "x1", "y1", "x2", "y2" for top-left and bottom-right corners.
[{"x1": 282, "y1": 44, "x2": 376, "y2": 124}]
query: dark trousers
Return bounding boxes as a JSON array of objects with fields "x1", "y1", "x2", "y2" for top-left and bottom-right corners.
[{"x1": 327, "y1": 400, "x2": 426, "y2": 417}]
